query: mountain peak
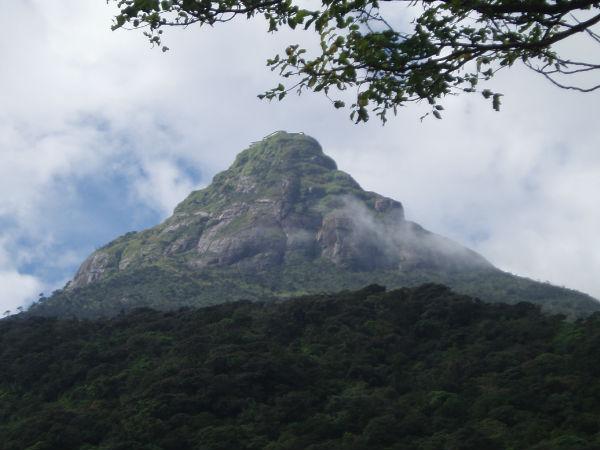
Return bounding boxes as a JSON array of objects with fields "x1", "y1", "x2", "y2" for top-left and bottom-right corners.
[
  {"x1": 66, "y1": 131, "x2": 490, "y2": 293},
  {"x1": 173, "y1": 131, "x2": 360, "y2": 216},
  {"x1": 31, "y1": 132, "x2": 600, "y2": 319},
  {"x1": 231, "y1": 131, "x2": 337, "y2": 172}
]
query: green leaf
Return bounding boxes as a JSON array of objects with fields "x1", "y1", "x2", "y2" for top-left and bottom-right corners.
[
  {"x1": 357, "y1": 94, "x2": 369, "y2": 107},
  {"x1": 492, "y1": 93, "x2": 503, "y2": 111}
]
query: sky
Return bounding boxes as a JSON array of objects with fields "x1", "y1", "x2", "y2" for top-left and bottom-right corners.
[{"x1": 1, "y1": 0, "x2": 599, "y2": 313}]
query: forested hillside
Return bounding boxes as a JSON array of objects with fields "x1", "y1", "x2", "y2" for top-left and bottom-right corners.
[{"x1": 3, "y1": 284, "x2": 600, "y2": 450}]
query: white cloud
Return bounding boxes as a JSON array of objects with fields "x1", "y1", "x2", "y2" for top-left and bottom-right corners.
[
  {"x1": 133, "y1": 159, "x2": 201, "y2": 216},
  {"x1": 0, "y1": 238, "x2": 44, "y2": 313},
  {"x1": 0, "y1": 0, "x2": 599, "y2": 311},
  {"x1": 0, "y1": 271, "x2": 43, "y2": 315}
]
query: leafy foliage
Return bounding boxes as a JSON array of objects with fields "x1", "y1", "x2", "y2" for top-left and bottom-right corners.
[
  {"x1": 110, "y1": 0, "x2": 600, "y2": 121},
  {"x1": 4, "y1": 284, "x2": 600, "y2": 449}
]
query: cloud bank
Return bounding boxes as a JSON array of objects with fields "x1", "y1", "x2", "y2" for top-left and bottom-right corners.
[{"x1": 0, "y1": 0, "x2": 599, "y2": 312}]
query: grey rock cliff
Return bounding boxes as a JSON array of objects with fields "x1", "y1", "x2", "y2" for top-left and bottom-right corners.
[{"x1": 69, "y1": 131, "x2": 489, "y2": 289}]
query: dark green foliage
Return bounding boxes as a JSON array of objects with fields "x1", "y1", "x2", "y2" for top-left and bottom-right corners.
[
  {"x1": 110, "y1": 0, "x2": 600, "y2": 121},
  {"x1": 4, "y1": 284, "x2": 600, "y2": 449}
]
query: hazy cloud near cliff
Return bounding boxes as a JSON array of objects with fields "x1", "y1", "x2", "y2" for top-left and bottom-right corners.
[{"x1": 0, "y1": 0, "x2": 599, "y2": 310}]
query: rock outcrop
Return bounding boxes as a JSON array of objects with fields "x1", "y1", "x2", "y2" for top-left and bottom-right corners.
[
  {"x1": 69, "y1": 131, "x2": 490, "y2": 289},
  {"x1": 32, "y1": 131, "x2": 599, "y2": 319}
]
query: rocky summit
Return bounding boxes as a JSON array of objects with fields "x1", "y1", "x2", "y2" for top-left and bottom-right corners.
[
  {"x1": 71, "y1": 131, "x2": 489, "y2": 286},
  {"x1": 30, "y1": 131, "x2": 600, "y2": 318}
]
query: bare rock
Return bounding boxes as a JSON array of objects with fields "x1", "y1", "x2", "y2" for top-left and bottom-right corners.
[{"x1": 69, "y1": 252, "x2": 114, "y2": 289}]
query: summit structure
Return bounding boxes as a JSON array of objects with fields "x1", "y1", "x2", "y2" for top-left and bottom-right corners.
[{"x1": 31, "y1": 132, "x2": 600, "y2": 318}]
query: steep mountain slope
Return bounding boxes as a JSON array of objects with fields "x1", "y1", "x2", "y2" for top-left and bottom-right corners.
[{"x1": 29, "y1": 131, "x2": 599, "y2": 318}]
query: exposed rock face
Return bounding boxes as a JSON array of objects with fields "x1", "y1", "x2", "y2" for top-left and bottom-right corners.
[
  {"x1": 68, "y1": 132, "x2": 491, "y2": 291},
  {"x1": 71, "y1": 252, "x2": 113, "y2": 288}
]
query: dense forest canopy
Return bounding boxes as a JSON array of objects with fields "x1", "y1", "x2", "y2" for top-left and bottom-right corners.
[
  {"x1": 111, "y1": 0, "x2": 600, "y2": 121},
  {"x1": 3, "y1": 284, "x2": 600, "y2": 449}
]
